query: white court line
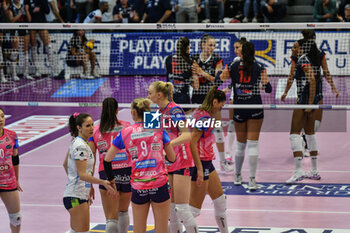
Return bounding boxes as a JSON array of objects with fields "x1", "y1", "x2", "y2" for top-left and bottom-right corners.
[
  {"x1": 20, "y1": 110, "x2": 127, "y2": 158},
  {"x1": 2, "y1": 203, "x2": 350, "y2": 215},
  {"x1": 19, "y1": 163, "x2": 350, "y2": 174},
  {"x1": 0, "y1": 78, "x2": 50, "y2": 96}
]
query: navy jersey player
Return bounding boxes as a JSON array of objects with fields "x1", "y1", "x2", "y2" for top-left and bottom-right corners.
[
  {"x1": 165, "y1": 37, "x2": 198, "y2": 110},
  {"x1": 226, "y1": 41, "x2": 272, "y2": 190}
]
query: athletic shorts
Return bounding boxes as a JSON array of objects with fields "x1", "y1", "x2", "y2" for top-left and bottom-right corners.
[
  {"x1": 66, "y1": 59, "x2": 83, "y2": 67},
  {"x1": 0, "y1": 187, "x2": 17, "y2": 192},
  {"x1": 191, "y1": 160, "x2": 215, "y2": 181},
  {"x1": 168, "y1": 167, "x2": 193, "y2": 176},
  {"x1": 10, "y1": 30, "x2": 29, "y2": 37},
  {"x1": 63, "y1": 197, "x2": 88, "y2": 210},
  {"x1": 233, "y1": 109, "x2": 264, "y2": 123},
  {"x1": 99, "y1": 167, "x2": 131, "y2": 192},
  {"x1": 131, "y1": 183, "x2": 170, "y2": 205}
]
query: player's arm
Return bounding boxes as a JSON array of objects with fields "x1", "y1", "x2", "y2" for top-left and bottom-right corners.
[
  {"x1": 321, "y1": 57, "x2": 339, "y2": 97},
  {"x1": 50, "y1": 1, "x2": 64, "y2": 23},
  {"x1": 190, "y1": 129, "x2": 203, "y2": 187},
  {"x1": 260, "y1": 69, "x2": 272, "y2": 93},
  {"x1": 88, "y1": 139, "x2": 96, "y2": 176},
  {"x1": 281, "y1": 60, "x2": 296, "y2": 102},
  {"x1": 12, "y1": 148, "x2": 22, "y2": 191},
  {"x1": 63, "y1": 151, "x2": 69, "y2": 175},
  {"x1": 163, "y1": 131, "x2": 176, "y2": 163}
]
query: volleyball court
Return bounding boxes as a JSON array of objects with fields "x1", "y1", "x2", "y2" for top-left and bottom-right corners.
[{"x1": 0, "y1": 23, "x2": 350, "y2": 233}]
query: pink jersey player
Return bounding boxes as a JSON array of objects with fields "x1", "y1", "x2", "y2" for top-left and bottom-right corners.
[
  {"x1": 160, "y1": 101, "x2": 193, "y2": 172},
  {"x1": 192, "y1": 108, "x2": 216, "y2": 161},
  {"x1": 0, "y1": 129, "x2": 19, "y2": 190},
  {"x1": 112, "y1": 123, "x2": 171, "y2": 190},
  {"x1": 91, "y1": 120, "x2": 131, "y2": 172}
]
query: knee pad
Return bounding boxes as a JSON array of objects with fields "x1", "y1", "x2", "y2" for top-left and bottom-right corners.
[
  {"x1": 9, "y1": 212, "x2": 21, "y2": 227},
  {"x1": 227, "y1": 120, "x2": 235, "y2": 133},
  {"x1": 290, "y1": 134, "x2": 303, "y2": 152},
  {"x1": 305, "y1": 134, "x2": 318, "y2": 152},
  {"x1": 214, "y1": 127, "x2": 225, "y2": 143},
  {"x1": 213, "y1": 194, "x2": 226, "y2": 216},
  {"x1": 68, "y1": 228, "x2": 76, "y2": 233},
  {"x1": 175, "y1": 204, "x2": 196, "y2": 227},
  {"x1": 10, "y1": 51, "x2": 18, "y2": 62},
  {"x1": 106, "y1": 219, "x2": 118, "y2": 233},
  {"x1": 235, "y1": 141, "x2": 246, "y2": 157},
  {"x1": 247, "y1": 140, "x2": 259, "y2": 157},
  {"x1": 189, "y1": 205, "x2": 201, "y2": 218}
]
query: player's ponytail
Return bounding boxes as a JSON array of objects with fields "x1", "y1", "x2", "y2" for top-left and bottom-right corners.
[
  {"x1": 69, "y1": 113, "x2": 91, "y2": 137},
  {"x1": 132, "y1": 98, "x2": 152, "y2": 118},
  {"x1": 151, "y1": 81, "x2": 174, "y2": 102},
  {"x1": 99, "y1": 97, "x2": 120, "y2": 134},
  {"x1": 200, "y1": 85, "x2": 226, "y2": 112},
  {"x1": 242, "y1": 42, "x2": 255, "y2": 78},
  {"x1": 176, "y1": 37, "x2": 192, "y2": 65}
]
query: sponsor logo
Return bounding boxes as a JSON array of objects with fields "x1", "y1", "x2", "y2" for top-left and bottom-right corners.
[
  {"x1": 112, "y1": 153, "x2": 127, "y2": 162},
  {"x1": 151, "y1": 143, "x2": 161, "y2": 151},
  {"x1": 0, "y1": 164, "x2": 10, "y2": 172},
  {"x1": 307, "y1": 24, "x2": 316, "y2": 27},
  {"x1": 206, "y1": 24, "x2": 224, "y2": 29},
  {"x1": 252, "y1": 39, "x2": 277, "y2": 67},
  {"x1": 131, "y1": 131, "x2": 154, "y2": 140},
  {"x1": 135, "y1": 170, "x2": 157, "y2": 177},
  {"x1": 162, "y1": 117, "x2": 222, "y2": 129},
  {"x1": 135, "y1": 159, "x2": 157, "y2": 169},
  {"x1": 62, "y1": 24, "x2": 71, "y2": 28},
  {"x1": 115, "y1": 174, "x2": 130, "y2": 182},
  {"x1": 156, "y1": 23, "x2": 176, "y2": 29},
  {"x1": 143, "y1": 110, "x2": 161, "y2": 129}
]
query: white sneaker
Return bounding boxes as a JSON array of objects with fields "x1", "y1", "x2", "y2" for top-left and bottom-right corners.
[
  {"x1": 92, "y1": 70, "x2": 100, "y2": 78},
  {"x1": 248, "y1": 177, "x2": 258, "y2": 191},
  {"x1": 234, "y1": 173, "x2": 242, "y2": 185},
  {"x1": 82, "y1": 74, "x2": 94, "y2": 79},
  {"x1": 306, "y1": 170, "x2": 321, "y2": 180},
  {"x1": 286, "y1": 171, "x2": 305, "y2": 184},
  {"x1": 202, "y1": 19, "x2": 210, "y2": 23},
  {"x1": 24, "y1": 74, "x2": 34, "y2": 80},
  {"x1": 12, "y1": 75, "x2": 20, "y2": 81},
  {"x1": 220, "y1": 161, "x2": 234, "y2": 173},
  {"x1": 1, "y1": 76, "x2": 8, "y2": 83},
  {"x1": 242, "y1": 17, "x2": 248, "y2": 23},
  {"x1": 252, "y1": 17, "x2": 258, "y2": 23}
]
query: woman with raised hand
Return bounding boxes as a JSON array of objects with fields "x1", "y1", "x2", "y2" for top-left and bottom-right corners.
[
  {"x1": 189, "y1": 86, "x2": 229, "y2": 233},
  {"x1": 0, "y1": 107, "x2": 22, "y2": 233},
  {"x1": 88, "y1": 98, "x2": 131, "y2": 233},
  {"x1": 148, "y1": 81, "x2": 198, "y2": 233},
  {"x1": 63, "y1": 113, "x2": 115, "y2": 233},
  {"x1": 104, "y1": 98, "x2": 176, "y2": 233}
]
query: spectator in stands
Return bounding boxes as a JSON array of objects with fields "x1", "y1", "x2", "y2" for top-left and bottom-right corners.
[
  {"x1": 25, "y1": 0, "x2": 56, "y2": 77},
  {"x1": 174, "y1": 0, "x2": 200, "y2": 23},
  {"x1": 66, "y1": 30, "x2": 97, "y2": 79},
  {"x1": 71, "y1": 0, "x2": 93, "y2": 23},
  {"x1": 113, "y1": 0, "x2": 139, "y2": 23},
  {"x1": 83, "y1": 1, "x2": 109, "y2": 23},
  {"x1": 338, "y1": 0, "x2": 350, "y2": 20},
  {"x1": 242, "y1": 0, "x2": 260, "y2": 23},
  {"x1": 46, "y1": 0, "x2": 64, "y2": 22},
  {"x1": 0, "y1": 0, "x2": 8, "y2": 82},
  {"x1": 313, "y1": 0, "x2": 338, "y2": 22},
  {"x1": 201, "y1": 0, "x2": 224, "y2": 23},
  {"x1": 261, "y1": 0, "x2": 286, "y2": 22},
  {"x1": 338, "y1": 2, "x2": 350, "y2": 21},
  {"x1": 64, "y1": 0, "x2": 76, "y2": 22},
  {"x1": 343, "y1": 4, "x2": 350, "y2": 21},
  {"x1": 102, "y1": 0, "x2": 117, "y2": 22},
  {"x1": 129, "y1": 0, "x2": 146, "y2": 21},
  {"x1": 141, "y1": 0, "x2": 173, "y2": 23}
]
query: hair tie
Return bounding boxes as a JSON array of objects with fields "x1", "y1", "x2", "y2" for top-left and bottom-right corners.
[{"x1": 73, "y1": 112, "x2": 80, "y2": 118}]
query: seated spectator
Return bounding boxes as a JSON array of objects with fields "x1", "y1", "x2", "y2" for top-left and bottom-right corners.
[
  {"x1": 174, "y1": 0, "x2": 200, "y2": 23},
  {"x1": 83, "y1": 1, "x2": 109, "y2": 23},
  {"x1": 242, "y1": 0, "x2": 260, "y2": 23},
  {"x1": 141, "y1": 0, "x2": 173, "y2": 23},
  {"x1": 338, "y1": 0, "x2": 350, "y2": 20},
  {"x1": 102, "y1": 0, "x2": 117, "y2": 22},
  {"x1": 113, "y1": 0, "x2": 139, "y2": 23},
  {"x1": 313, "y1": 0, "x2": 338, "y2": 22},
  {"x1": 342, "y1": 4, "x2": 350, "y2": 21},
  {"x1": 201, "y1": 0, "x2": 224, "y2": 23},
  {"x1": 66, "y1": 30, "x2": 98, "y2": 79},
  {"x1": 73, "y1": 0, "x2": 93, "y2": 23},
  {"x1": 261, "y1": 0, "x2": 286, "y2": 22}
]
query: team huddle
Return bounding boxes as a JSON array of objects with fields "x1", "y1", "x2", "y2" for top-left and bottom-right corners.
[{"x1": 0, "y1": 29, "x2": 339, "y2": 233}]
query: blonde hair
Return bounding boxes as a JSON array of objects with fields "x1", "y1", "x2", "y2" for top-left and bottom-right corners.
[
  {"x1": 151, "y1": 81, "x2": 174, "y2": 101},
  {"x1": 131, "y1": 98, "x2": 152, "y2": 118},
  {"x1": 200, "y1": 86, "x2": 226, "y2": 112}
]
